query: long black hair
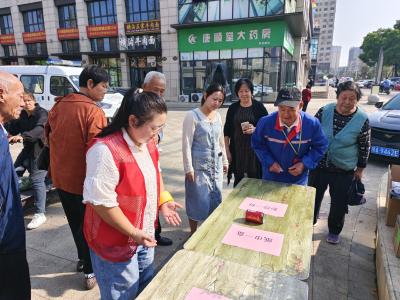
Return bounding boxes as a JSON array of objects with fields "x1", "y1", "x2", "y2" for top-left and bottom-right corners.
[
  {"x1": 98, "y1": 89, "x2": 167, "y2": 137},
  {"x1": 201, "y1": 82, "x2": 225, "y2": 105}
]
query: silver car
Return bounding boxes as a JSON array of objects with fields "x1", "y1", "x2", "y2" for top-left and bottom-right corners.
[{"x1": 369, "y1": 93, "x2": 400, "y2": 161}]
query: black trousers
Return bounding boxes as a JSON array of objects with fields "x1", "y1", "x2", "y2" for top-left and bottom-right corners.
[
  {"x1": 57, "y1": 189, "x2": 93, "y2": 274},
  {"x1": 0, "y1": 251, "x2": 31, "y2": 300},
  {"x1": 155, "y1": 217, "x2": 162, "y2": 238},
  {"x1": 302, "y1": 101, "x2": 309, "y2": 112},
  {"x1": 308, "y1": 168, "x2": 354, "y2": 235}
]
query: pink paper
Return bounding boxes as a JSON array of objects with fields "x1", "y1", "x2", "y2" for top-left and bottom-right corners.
[
  {"x1": 239, "y1": 197, "x2": 288, "y2": 217},
  {"x1": 185, "y1": 287, "x2": 231, "y2": 300},
  {"x1": 222, "y1": 224, "x2": 284, "y2": 256}
]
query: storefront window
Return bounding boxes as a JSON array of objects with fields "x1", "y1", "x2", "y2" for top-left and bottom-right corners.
[
  {"x1": 58, "y1": 4, "x2": 77, "y2": 29},
  {"x1": 61, "y1": 40, "x2": 80, "y2": 53},
  {"x1": 88, "y1": 0, "x2": 116, "y2": 25},
  {"x1": 0, "y1": 14, "x2": 14, "y2": 34},
  {"x1": 129, "y1": 56, "x2": 162, "y2": 88},
  {"x1": 93, "y1": 57, "x2": 121, "y2": 86},
  {"x1": 23, "y1": 9, "x2": 44, "y2": 32},
  {"x1": 281, "y1": 49, "x2": 297, "y2": 87},
  {"x1": 26, "y1": 42, "x2": 47, "y2": 56},
  {"x1": 178, "y1": 0, "x2": 284, "y2": 24},
  {"x1": 91, "y1": 37, "x2": 118, "y2": 52},
  {"x1": 3, "y1": 45, "x2": 17, "y2": 57},
  {"x1": 180, "y1": 47, "x2": 281, "y2": 102},
  {"x1": 125, "y1": 0, "x2": 159, "y2": 22}
]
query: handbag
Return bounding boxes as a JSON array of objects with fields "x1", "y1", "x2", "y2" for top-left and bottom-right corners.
[
  {"x1": 347, "y1": 178, "x2": 366, "y2": 206},
  {"x1": 36, "y1": 145, "x2": 50, "y2": 171}
]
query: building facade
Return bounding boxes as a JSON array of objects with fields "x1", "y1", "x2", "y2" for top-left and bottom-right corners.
[
  {"x1": 313, "y1": 0, "x2": 336, "y2": 75},
  {"x1": 329, "y1": 45, "x2": 340, "y2": 74},
  {"x1": 347, "y1": 46, "x2": 364, "y2": 75},
  {"x1": 0, "y1": 0, "x2": 313, "y2": 102}
]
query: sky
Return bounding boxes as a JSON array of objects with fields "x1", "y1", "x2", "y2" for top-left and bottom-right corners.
[{"x1": 333, "y1": 0, "x2": 400, "y2": 66}]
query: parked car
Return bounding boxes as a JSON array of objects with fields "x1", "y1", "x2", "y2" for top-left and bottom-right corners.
[
  {"x1": 369, "y1": 93, "x2": 400, "y2": 162},
  {"x1": 363, "y1": 80, "x2": 374, "y2": 89},
  {"x1": 355, "y1": 80, "x2": 364, "y2": 88},
  {"x1": 339, "y1": 77, "x2": 354, "y2": 84},
  {"x1": 254, "y1": 84, "x2": 274, "y2": 96}
]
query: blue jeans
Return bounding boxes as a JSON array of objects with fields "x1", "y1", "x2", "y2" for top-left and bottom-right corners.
[
  {"x1": 90, "y1": 246, "x2": 155, "y2": 300},
  {"x1": 28, "y1": 157, "x2": 47, "y2": 214}
]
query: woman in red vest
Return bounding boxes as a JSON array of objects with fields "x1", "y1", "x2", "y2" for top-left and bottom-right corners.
[{"x1": 83, "y1": 90, "x2": 182, "y2": 299}]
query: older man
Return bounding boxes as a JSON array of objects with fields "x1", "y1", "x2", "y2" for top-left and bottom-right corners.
[
  {"x1": 252, "y1": 87, "x2": 328, "y2": 185},
  {"x1": 142, "y1": 71, "x2": 173, "y2": 246},
  {"x1": 0, "y1": 71, "x2": 31, "y2": 299}
]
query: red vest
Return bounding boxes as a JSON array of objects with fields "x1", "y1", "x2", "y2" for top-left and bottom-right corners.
[{"x1": 84, "y1": 130, "x2": 160, "y2": 262}]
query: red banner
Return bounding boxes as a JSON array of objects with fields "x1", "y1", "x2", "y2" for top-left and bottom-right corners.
[
  {"x1": 57, "y1": 28, "x2": 79, "y2": 40},
  {"x1": 125, "y1": 20, "x2": 161, "y2": 35},
  {"x1": 86, "y1": 24, "x2": 118, "y2": 38},
  {"x1": 0, "y1": 34, "x2": 15, "y2": 45},
  {"x1": 22, "y1": 31, "x2": 46, "y2": 43}
]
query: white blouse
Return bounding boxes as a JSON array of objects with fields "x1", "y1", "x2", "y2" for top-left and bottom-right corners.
[
  {"x1": 182, "y1": 108, "x2": 228, "y2": 174},
  {"x1": 83, "y1": 128, "x2": 158, "y2": 237}
]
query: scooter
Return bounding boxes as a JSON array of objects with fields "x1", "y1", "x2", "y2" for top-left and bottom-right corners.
[{"x1": 379, "y1": 85, "x2": 391, "y2": 95}]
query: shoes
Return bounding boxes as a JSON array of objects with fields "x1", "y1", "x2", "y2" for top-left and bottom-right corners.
[
  {"x1": 326, "y1": 233, "x2": 340, "y2": 244},
  {"x1": 85, "y1": 274, "x2": 97, "y2": 290},
  {"x1": 76, "y1": 260, "x2": 84, "y2": 272},
  {"x1": 156, "y1": 235, "x2": 173, "y2": 246},
  {"x1": 27, "y1": 213, "x2": 47, "y2": 230}
]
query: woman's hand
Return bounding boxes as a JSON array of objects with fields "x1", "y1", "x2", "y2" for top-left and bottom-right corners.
[
  {"x1": 354, "y1": 167, "x2": 364, "y2": 180},
  {"x1": 226, "y1": 149, "x2": 232, "y2": 164},
  {"x1": 223, "y1": 165, "x2": 228, "y2": 173},
  {"x1": 131, "y1": 229, "x2": 157, "y2": 248},
  {"x1": 243, "y1": 124, "x2": 255, "y2": 135},
  {"x1": 160, "y1": 201, "x2": 183, "y2": 226},
  {"x1": 186, "y1": 171, "x2": 195, "y2": 182}
]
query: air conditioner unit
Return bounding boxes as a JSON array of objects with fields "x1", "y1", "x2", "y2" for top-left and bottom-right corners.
[
  {"x1": 191, "y1": 92, "x2": 203, "y2": 103},
  {"x1": 179, "y1": 94, "x2": 189, "y2": 102}
]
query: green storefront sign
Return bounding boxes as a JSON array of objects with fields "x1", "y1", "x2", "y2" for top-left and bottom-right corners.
[{"x1": 178, "y1": 20, "x2": 294, "y2": 55}]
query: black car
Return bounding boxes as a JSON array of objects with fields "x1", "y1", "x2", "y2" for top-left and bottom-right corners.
[{"x1": 369, "y1": 94, "x2": 400, "y2": 162}]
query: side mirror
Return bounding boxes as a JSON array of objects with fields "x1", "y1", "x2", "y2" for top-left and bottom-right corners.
[{"x1": 375, "y1": 102, "x2": 383, "y2": 109}]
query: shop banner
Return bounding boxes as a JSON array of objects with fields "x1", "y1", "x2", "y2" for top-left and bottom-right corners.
[
  {"x1": 57, "y1": 28, "x2": 79, "y2": 40},
  {"x1": 22, "y1": 31, "x2": 46, "y2": 44},
  {"x1": 86, "y1": 24, "x2": 118, "y2": 38},
  {"x1": 0, "y1": 34, "x2": 15, "y2": 45},
  {"x1": 283, "y1": 29, "x2": 294, "y2": 55},
  {"x1": 125, "y1": 20, "x2": 161, "y2": 35},
  {"x1": 178, "y1": 20, "x2": 294, "y2": 55}
]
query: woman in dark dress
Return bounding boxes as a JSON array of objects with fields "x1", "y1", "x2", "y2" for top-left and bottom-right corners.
[{"x1": 224, "y1": 78, "x2": 268, "y2": 187}]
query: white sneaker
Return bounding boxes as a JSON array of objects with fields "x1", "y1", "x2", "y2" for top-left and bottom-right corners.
[{"x1": 27, "y1": 213, "x2": 47, "y2": 230}]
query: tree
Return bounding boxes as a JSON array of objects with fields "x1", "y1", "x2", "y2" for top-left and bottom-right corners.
[{"x1": 360, "y1": 22, "x2": 400, "y2": 76}]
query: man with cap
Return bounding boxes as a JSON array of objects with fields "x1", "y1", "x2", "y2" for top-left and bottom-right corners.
[{"x1": 252, "y1": 87, "x2": 328, "y2": 185}]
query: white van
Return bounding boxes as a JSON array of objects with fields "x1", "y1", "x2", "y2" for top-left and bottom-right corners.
[{"x1": 0, "y1": 65, "x2": 123, "y2": 119}]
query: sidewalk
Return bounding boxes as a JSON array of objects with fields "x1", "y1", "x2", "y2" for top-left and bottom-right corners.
[{"x1": 13, "y1": 94, "x2": 389, "y2": 299}]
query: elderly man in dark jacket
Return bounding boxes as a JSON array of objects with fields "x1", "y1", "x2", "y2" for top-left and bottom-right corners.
[{"x1": 7, "y1": 91, "x2": 48, "y2": 230}]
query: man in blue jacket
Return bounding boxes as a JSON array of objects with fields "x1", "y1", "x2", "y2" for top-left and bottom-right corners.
[
  {"x1": 252, "y1": 87, "x2": 328, "y2": 185},
  {"x1": 0, "y1": 71, "x2": 31, "y2": 299}
]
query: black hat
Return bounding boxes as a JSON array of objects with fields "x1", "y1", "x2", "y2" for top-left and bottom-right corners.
[{"x1": 274, "y1": 87, "x2": 302, "y2": 107}]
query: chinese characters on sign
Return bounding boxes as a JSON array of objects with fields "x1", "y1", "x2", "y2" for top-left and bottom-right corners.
[
  {"x1": 22, "y1": 31, "x2": 46, "y2": 43},
  {"x1": 57, "y1": 28, "x2": 79, "y2": 40},
  {"x1": 125, "y1": 20, "x2": 161, "y2": 35},
  {"x1": 222, "y1": 224, "x2": 284, "y2": 256},
  {"x1": 86, "y1": 24, "x2": 118, "y2": 38},
  {"x1": 119, "y1": 35, "x2": 159, "y2": 50},
  {"x1": 239, "y1": 198, "x2": 288, "y2": 217},
  {"x1": 192, "y1": 28, "x2": 272, "y2": 45},
  {"x1": 0, "y1": 34, "x2": 15, "y2": 45}
]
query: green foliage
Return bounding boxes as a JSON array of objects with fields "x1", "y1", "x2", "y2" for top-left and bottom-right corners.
[{"x1": 360, "y1": 22, "x2": 400, "y2": 70}]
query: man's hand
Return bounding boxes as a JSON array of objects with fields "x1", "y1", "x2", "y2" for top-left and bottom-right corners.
[
  {"x1": 160, "y1": 201, "x2": 183, "y2": 226},
  {"x1": 354, "y1": 167, "x2": 364, "y2": 180},
  {"x1": 186, "y1": 172, "x2": 195, "y2": 182},
  {"x1": 8, "y1": 135, "x2": 23, "y2": 144},
  {"x1": 226, "y1": 149, "x2": 232, "y2": 164},
  {"x1": 288, "y1": 162, "x2": 305, "y2": 177},
  {"x1": 269, "y1": 162, "x2": 283, "y2": 174}
]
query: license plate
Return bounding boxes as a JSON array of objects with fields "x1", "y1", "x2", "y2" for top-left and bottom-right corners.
[{"x1": 371, "y1": 146, "x2": 400, "y2": 158}]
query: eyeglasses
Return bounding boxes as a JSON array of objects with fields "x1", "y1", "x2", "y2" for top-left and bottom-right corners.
[{"x1": 150, "y1": 123, "x2": 166, "y2": 133}]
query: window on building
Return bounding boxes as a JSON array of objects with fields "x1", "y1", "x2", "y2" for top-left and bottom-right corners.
[
  {"x1": 92, "y1": 57, "x2": 121, "y2": 86},
  {"x1": 3, "y1": 45, "x2": 17, "y2": 57},
  {"x1": 61, "y1": 40, "x2": 80, "y2": 53},
  {"x1": 90, "y1": 37, "x2": 118, "y2": 52},
  {"x1": 0, "y1": 14, "x2": 14, "y2": 34},
  {"x1": 26, "y1": 42, "x2": 47, "y2": 56},
  {"x1": 125, "y1": 0, "x2": 159, "y2": 22},
  {"x1": 20, "y1": 75, "x2": 45, "y2": 94},
  {"x1": 88, "y1": 0, "x2": 117, "y2": 25},
  {"x1": 178, "y1": 0, "x2": 284, "y2": 24},
  {"x1": 23, "y1": 9, "x2": 45, "y2": 32},
  {"x1": 58, "y1": 4, "x2": 77, "y2": 28}
]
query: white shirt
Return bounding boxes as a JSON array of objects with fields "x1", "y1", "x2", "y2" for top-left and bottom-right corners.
[
  {"x1": 83, "y1": 128, "x2": 158, "y2": 236},
  {"x1": 182, "y1": 108, "x2": 228, "y2": 174}
]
